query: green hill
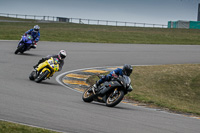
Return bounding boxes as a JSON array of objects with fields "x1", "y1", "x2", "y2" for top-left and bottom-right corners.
[{"x1": 1, "y1": 16, "x2": 200, "y2": 45}]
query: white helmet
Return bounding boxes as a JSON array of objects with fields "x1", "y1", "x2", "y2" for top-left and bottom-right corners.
[
  {"x1": 58, "y1": 50, "x2": 67, "y2": 60},
  {"x1": 33, "y1": 25, "x2": 40, "y2": 32}
]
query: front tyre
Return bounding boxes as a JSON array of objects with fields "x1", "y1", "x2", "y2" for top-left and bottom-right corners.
[
  {"x1": 35, "y1": 70, "x2": 50, "y2": 83},
  {"x1": 106, "y1": 90, "x2": 124, "y2": 107},
  {"x1": 82, "y1": 87, "x2": 95, "y2": 103},
  {"x1": 14, "y1": 44, "x2": 24, "y2": 54},
  {"x1": 29, "y1": 71, "x2": 36, "y2": 81}
]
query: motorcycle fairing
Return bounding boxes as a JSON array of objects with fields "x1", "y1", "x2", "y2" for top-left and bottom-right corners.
[
  {"x1": 36, "y1": 62, "x2": 52, "y2": 78},
  {"x1": 17, "y1": 35, "x2": 33, "y2": 51},
  {"x1": 98, "y1": 81, "x2": 121, "y2": 96},
  {"x1": 36, "y1": 58, "x2": 59, "y2": 78}
]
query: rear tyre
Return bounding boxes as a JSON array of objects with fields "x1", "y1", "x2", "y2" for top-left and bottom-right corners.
[
  {"x1": 35, "y1": 70, "x2": 50, "y2": 83},
  {"x1": 106, "y1": 90, "x2": 124, "y2": 107},
  {"x1": 82, "y1": 87, "x2": 95, "y2": 102}
]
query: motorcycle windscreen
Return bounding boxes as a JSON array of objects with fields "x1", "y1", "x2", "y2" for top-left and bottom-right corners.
[{"x1": 123, "y1": 75, "x2": 131, "y2": 88}]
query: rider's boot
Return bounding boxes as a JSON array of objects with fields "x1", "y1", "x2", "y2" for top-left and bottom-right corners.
[{"x1": 31, "y1": 43, "x2": 37, "y2": 49}]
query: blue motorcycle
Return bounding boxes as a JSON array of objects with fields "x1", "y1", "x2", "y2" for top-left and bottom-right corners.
[{"x1": 15, "y1": 34, "x2": 33, "y2": 54}]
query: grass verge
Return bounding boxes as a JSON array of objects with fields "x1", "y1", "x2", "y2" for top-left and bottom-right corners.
[
  {"x1": 0, "y1": 120, "x2": 59, "y2": 133},
  {"x1": 1, "y1": 17, "x2": 200, "y2": 44},
  {"x1": 87, "y1": 64, "x2": 200, "y2": 116}
]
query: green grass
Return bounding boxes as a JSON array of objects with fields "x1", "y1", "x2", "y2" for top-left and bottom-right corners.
[
  {"x1": 0, "y1": 120, "x2": 59, "y2": 133},
  {"x1": 87, "y1": 64, "x2": 200, "y2": 116},
  {"x1": 1, "y1": 16, "x2": 200, "y2": 44}
]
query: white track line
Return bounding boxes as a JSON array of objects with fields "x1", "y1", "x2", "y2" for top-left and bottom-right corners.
[{"x1": 56, "y1": 65, "x2": 127, "y2": 93}]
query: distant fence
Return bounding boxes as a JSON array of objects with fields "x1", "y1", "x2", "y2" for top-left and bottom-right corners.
[{"x1": 0, "y1": 13, "x2": 167, "y2": 28}]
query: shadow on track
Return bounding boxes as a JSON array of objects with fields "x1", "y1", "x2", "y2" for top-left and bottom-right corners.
[
  {"x1": 83, "y1": 101, "x2": 138, "y2": 111},
  {"x1": 37, "y1": 81, "x2": 61, "y2": 86},
  {"x1": 26, "y1": 78, "x2": 61, "y2": 86},
  {"x1": 13, "y1": 52, "x2": 42, "y2": 57}
]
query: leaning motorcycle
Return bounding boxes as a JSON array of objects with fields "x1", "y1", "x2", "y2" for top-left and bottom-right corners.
[
  {"x1": 82, "y1": 74, "x2": 133, "y2": 107},
  {"x1": 29, "y1": 57, "x2": 59, "y2": 83},
  {"x1": 15, "y1": 34, "x2": 33, "y2": 54}
]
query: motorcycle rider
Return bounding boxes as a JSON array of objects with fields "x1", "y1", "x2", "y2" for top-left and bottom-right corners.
[
  {"x1": 33, "y1": 50, "x2": 67, "y2": 71},
  {"x1": 24, "y1": 25, "x2": 40, "y2": 49},
  {"x1": 93, "y1": 64, "x2": 133, "y2": 92}
]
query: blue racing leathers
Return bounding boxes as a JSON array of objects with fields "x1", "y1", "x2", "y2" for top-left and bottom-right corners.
[
  {"x1": 97, "y1": 68, "x2": 124, "y2": 85},
  {"x1": 25, "y1": 29, "x2": 40, "y2": 42}
]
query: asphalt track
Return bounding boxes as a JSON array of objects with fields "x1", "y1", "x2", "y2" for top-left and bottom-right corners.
[{"x1": 0, "y1": 40, "x2": 200, "y2": 133}]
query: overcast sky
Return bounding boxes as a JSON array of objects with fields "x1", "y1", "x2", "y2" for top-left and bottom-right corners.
[{"x1": 0, "y1": 0, "x2": 200, "y2": 25}]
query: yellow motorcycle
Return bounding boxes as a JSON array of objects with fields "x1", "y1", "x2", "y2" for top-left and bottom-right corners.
[{"x1": 29, "y1": 57, "x2": 59, "y2": 83}]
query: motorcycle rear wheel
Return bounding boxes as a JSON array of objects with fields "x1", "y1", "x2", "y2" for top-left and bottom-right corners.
[
  {"x1": 35, "y1": 70, "x2": 50, "y2": 83},
  {"x1": 106, "y1": 90, "x2": 124, "y2": 107},
  {"x1": 82, "y1": 87, "x2": 95, "y2": 102}
]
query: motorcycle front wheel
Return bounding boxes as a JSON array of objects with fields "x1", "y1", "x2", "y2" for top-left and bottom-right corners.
[
  {"x1": 29, "y1": 70, "x2": 37, "y2": 81},
  {"x1": 29, "y1": 71, "x2": 35, "y2": 80},
  {"x1": 35, "y1": 70, "x2": 50, "y2": 83},
  {"x1": 82, "y1": 87, "x2": 95, "y2": 103},
  {"x1": 106, "y1": 89, "x2": 124, "y2": 107},
  {"x1": 14, "y1": 44, "x2": 24, "y2": 54}
]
